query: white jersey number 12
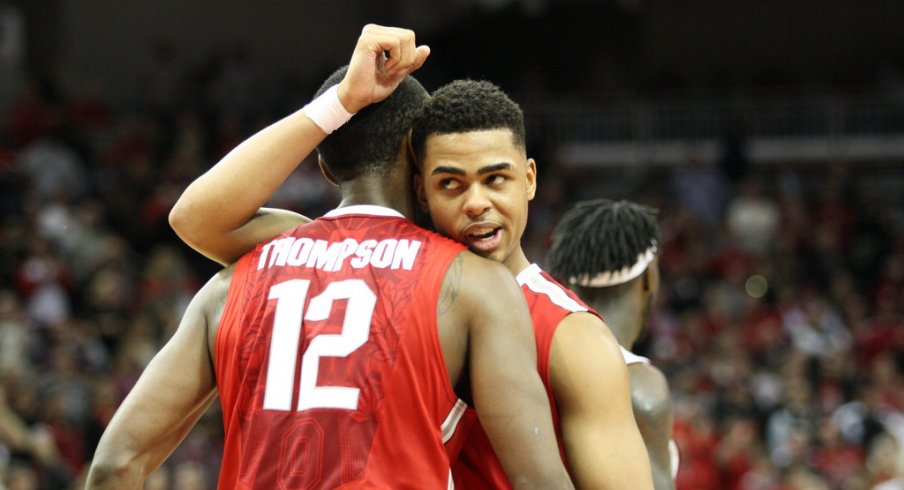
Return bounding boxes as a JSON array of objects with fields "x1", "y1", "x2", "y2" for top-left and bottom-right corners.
[{"x1": 263, "y1": 279, "x2": 376, "y2": 412}]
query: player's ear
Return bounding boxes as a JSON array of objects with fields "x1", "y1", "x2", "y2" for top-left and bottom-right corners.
[
  {"x1": 525, "y1": 158, "x2": 537, "y2": 201},
  {"x1": 413, "y1": 173, "x2": 429, "y2": 212},
  {"x1": 642, "y1": 259, "x2": 660, "y2": 294},
  {"x1": 318, "y1": 156, "x2": 340, "y2": 187}
]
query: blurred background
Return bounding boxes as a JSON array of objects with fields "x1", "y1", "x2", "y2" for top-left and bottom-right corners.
[{"x1": 1, "y1": 1, "x2": 903, "y2": 488}]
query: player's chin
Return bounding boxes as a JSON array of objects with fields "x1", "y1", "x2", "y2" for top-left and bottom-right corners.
[{"x1": 467, "y1": 244, "x2": 506, "y2": 264}]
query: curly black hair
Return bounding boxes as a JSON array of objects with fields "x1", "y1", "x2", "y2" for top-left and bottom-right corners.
[
  {"x1": 314, "y1": 66, "x2": 429, "y2": 182},
  {"x1": 409, "y1": 79, "x2": 525, "y2": 166}
]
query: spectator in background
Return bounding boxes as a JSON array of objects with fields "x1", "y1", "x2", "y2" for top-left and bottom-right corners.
[
  {"x1": 725, "y1": 178, "x2": 780, "y2": 258},
  {"x1": 669, "y1": 150, "x2": 729, "y2": 230},
  {"x1": 0, "y1": 16, "x2": 902, "y2": 489}
]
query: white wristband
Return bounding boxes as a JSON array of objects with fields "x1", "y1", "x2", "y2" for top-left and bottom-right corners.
[{"x1": 302, "y1": 85, "x2": 356, "y2": 134}]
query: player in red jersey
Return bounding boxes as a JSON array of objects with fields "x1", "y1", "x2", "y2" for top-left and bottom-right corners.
[
  {"x1": 546, "y1": 199, "x2": 679, "y2": 489},
  {"x1": 86, "y1": 25, "x2": 573, "y2": 490},
  {"x1": 409, "y1": 80, "x2": 652, "y2": 489},
  {"x1": 167, "y1": 40, "x2": 652, "y2": 490}
]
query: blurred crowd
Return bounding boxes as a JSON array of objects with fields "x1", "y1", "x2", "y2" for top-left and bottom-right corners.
[{"x1": 1, "y1": 45, "x2": 903, "y2": 490}]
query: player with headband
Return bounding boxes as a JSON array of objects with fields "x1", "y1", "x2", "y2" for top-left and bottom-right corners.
[{"x1": 546, "y1": 198, "x2": 678, "y2": 490}]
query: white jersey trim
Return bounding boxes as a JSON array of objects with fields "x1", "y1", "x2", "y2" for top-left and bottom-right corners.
[
  {"x1": 441, "y1": 398, "x2": 467, "y2": 444},
  {"x1": 517, "y1": 264, "x2": 587, "y2": 313},
  {"x1": 619, "y1": 346, "x2": 651, "y2": 365},
  {"x1": 324, "y1": 205, "x2": 405, "y2": 219},
  {"x1": 669, "y1": 439, "x2": 680, "y2": 479}
]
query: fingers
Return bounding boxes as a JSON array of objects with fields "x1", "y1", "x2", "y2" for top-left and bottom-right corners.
[
  {"x1": 408, "y1": 45, "x2": 431, "y2": 74},
  {"x1": 340, "y1": 24, "x2": 428, "y2": 111},
  {"x1": 359, "y1": 24, "x2": 423, "y2": 76}
]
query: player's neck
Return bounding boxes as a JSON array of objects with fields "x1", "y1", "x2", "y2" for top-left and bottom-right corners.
[
  {"x1": 337, "y1": 167, "x2": 414, "y2": 219},
  {"x1": 600, "y1": 308, "x2": 640, "y2": 349},
  {"x1": 586, "y1": 291, "x2": 643, "y2": 349},
  {"x1": 502, "y1": 246, "x2": 531, "y2": 276}
]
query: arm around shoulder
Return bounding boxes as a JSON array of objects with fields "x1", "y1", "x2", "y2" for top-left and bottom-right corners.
[
  {"x1": 454, "y1": 253, "x2": 574, "y2": 490},
  {"x1": 170, "y1": 205, "x2": 310, "y2": 266},
  {"x1": 168, "y1": 101, "x2": 324, "y2": 266}
]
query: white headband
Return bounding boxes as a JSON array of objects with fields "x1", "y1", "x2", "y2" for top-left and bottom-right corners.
[{"x1": 571, "y1": 243, "x2": 657, "y2": 288}]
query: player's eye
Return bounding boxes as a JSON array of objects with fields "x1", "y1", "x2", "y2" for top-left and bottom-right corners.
[
  {"x1": 439, "y1": 178, "x2": 461, "y2": 190},
  {"x1": 486, "y1": 174, "x2": 507, "y2": 186}
]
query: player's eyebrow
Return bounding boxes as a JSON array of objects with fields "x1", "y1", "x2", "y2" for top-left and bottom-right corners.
[
  {"x1": 430, "y1": 163, "x2": 512, "y2": 176},
  {"x1": 477, "y1": 163, "x2": 512, "y2": 175},
  {"x1": 431, "y1": 165, "x2": 465, "y2": 176}
]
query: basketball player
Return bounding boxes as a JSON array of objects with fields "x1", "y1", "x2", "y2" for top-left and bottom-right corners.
[
  {"x1": 546, "y1": 199, "x2": 678, "y2": 489},
  {"x1": 171, "y1": 75, "x2": 654, "y2": 487},
  {"x1": 86, "y1": 25, "x2": 573, "y2": 490},
  {"x1": 408, "y1": 80, "x2": 652, "y2": 489}
]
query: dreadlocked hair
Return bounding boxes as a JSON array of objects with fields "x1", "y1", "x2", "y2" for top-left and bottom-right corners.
[
  {"x1": 410, "y1": 79, "x2": 525, "y2": 167},
  {"x1": 546, "y1": 199, "x2": 660, "y2": 285}
]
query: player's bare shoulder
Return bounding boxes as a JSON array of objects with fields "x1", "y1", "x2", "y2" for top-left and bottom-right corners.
[
  {"x1": 438, "y1": 253, "x2": 463, "y2": 315},
  {"x1": 438, "y1": 251, "x2": 512, "y2": 313},
  {"x1": 557, "y1": 312, "x2": 623, "y2": 355},
  {"x1": 628, "y1": 363, "x2": 672, "y2": 420},
  {"x1": 440, "y1": 250, "x2": 522, "y2": 314},
  {"x1": 549, "y1": 312, "x2": 628, "y2": 397}
]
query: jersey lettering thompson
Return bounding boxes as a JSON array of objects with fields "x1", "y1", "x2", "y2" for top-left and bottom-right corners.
[
  {"x1": 448, "y1": 264, "x2": 599, "y2": 489},
  {"x1": 215, "y1": 205, "x2": 465, "y2": 489}
]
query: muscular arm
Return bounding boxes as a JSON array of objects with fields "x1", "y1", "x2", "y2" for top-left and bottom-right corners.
[
  {"x1": 629, "y1": 363, "x2": 676, "y2": 490},
  {"x1": 169, "y1": 24, "x2": 430, "y2": 265},
  {"x1": 85, "y1": 274, "x2": 226, "y2": 489},
  {"x1": 167, "y1": 99, "x2": 319, "y2": 266},
  {"x1": 550, "y1": 313, "x2": 654, "y2": 489},
  {"x1": 444, "y1": 253, "x2": 573, "y2": 489}
]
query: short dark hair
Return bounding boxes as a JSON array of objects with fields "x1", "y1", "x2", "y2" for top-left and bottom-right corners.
[
  {"x1": 546, "y1": 199, "x2": 660, "y2": 285},
  {"x1": 315, "y1": 66, "x2": 429, "y2": 181},
  {"x1": 410, "y1": 79, "x2": 525, "y2": 166}
]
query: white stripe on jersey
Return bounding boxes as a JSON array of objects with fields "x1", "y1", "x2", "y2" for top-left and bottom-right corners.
[
  {"x1": 669, "y1": 439, "x2": 680, "y2": 479},
  {"x1": 323, "y1": 205, "x2": 404, "y2": 218},
  {"x1": 441, "y1": 398, "x2": 467, "y2": 444},
  {"x1": 619, "y1": 345, "x2": 651, "y2": 365},
  {"x1": 448, "y1": 469, "x2": 455, "y2": 490},
  {"x1": 517, "y1": 264, "x2": 587, "y2": 313}
]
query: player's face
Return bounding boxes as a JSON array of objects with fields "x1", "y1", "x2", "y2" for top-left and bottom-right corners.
[{"x1": 415, "y1": 129, "x2": 536, "y2": 264}]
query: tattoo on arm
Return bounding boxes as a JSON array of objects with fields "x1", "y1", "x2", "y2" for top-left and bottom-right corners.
[{"x1": 438, "y1": 254, "x2": 462, "y2": 315}]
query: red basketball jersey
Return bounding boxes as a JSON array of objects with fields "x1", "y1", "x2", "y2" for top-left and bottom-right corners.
[
  {"x1": 449, "y1": 264, "x2": 600, "y2": 489},
  {"x1": 215, "y1": 205, "x2": 466, "y2": 489}
]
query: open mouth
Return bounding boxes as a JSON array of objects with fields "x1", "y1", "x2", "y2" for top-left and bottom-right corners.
[{"x1": 463, "y1": 226, "x2": 503, "y2": 254}]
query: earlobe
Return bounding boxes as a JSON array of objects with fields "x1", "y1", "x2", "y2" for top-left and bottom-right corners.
[
  {"x1": 525, "y1": 158, "x2": 538, "y2": 200},
  {"x1": 318, "y1": 156, "x2": 340, "y2": 187}
]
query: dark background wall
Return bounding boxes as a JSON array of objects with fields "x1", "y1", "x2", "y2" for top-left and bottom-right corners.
[{"x1": 6, "y1": 0, "x2": 904, "y2": 105}]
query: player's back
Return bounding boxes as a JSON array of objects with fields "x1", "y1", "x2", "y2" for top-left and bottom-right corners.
[{"x1": 215, "y1": 205, "x2": 465, "y2": 489}]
